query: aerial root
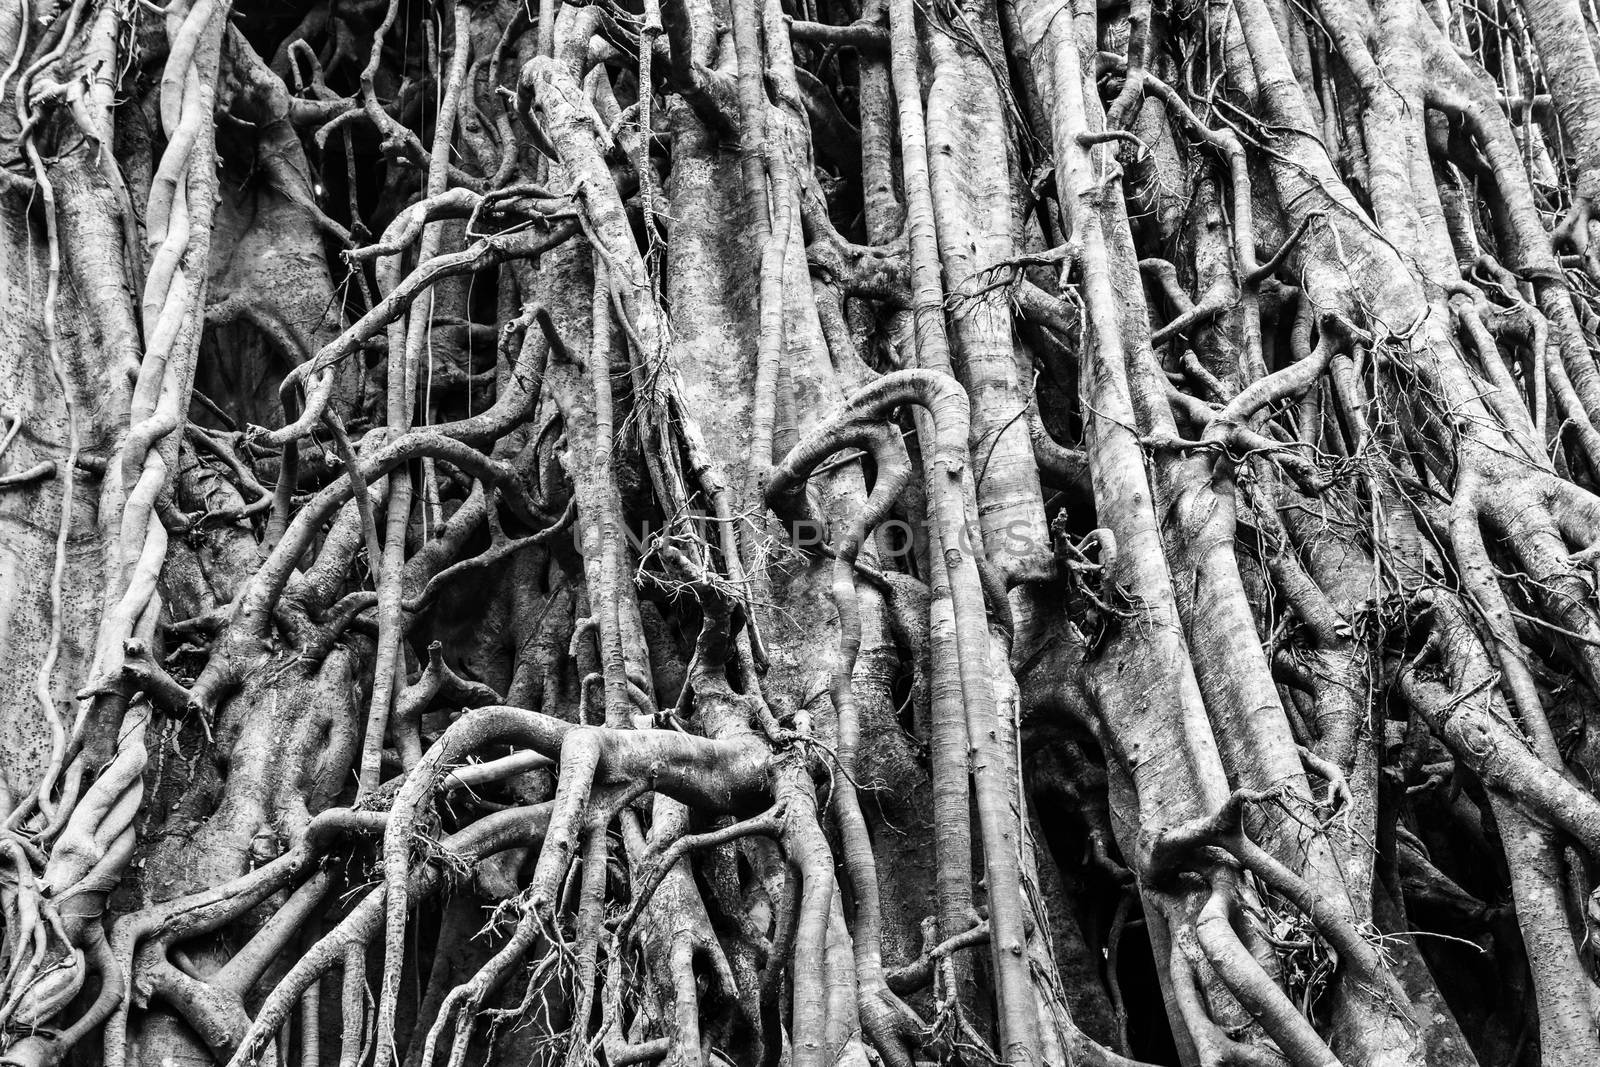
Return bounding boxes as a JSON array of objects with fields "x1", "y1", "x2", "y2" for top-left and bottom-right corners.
[
  {"x1": 611, "y1": 804, "x2": 788, "y2": 945},
  {"x1": 1142, "y1": 783, "x2": 1408, "y2": 1030},
  {"x1": 226, "y1": 803, "x2": 553, "y2": 1067},
  {"x1": 365, "y1": 702, "x2": 770, "y2": 1067},
  {"x1": 1191, "y1": 871, "x2": 1340, "y2": 1067}
]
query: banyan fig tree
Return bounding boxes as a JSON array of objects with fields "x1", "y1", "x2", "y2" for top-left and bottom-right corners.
[{"x1": 11, "y1": 0, "x2": 1600, "y2": 1062}]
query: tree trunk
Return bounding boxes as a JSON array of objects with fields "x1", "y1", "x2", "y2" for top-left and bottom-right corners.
[{"x1": 0, "y1": 0, "x2": 1598, "y2": 1064}]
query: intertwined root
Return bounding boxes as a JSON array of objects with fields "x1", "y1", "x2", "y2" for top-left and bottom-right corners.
[{"x1": 11, "y1": 0, "x2": 1600, "y2": 1064}]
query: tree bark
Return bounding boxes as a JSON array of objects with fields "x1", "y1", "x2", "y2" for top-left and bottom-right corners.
[{"x1": 1, "y1": 0, "x2": 1599, "y2": 1065}]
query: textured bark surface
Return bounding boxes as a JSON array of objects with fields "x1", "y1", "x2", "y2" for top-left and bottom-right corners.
[{"x1": 4, "y1": 0, "x2": 1600, "y2": 1065}]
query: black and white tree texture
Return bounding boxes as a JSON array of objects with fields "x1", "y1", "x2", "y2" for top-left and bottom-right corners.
[{"x1": 9, "y1": 0, "x2": 1600, "y2": 1064}]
